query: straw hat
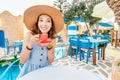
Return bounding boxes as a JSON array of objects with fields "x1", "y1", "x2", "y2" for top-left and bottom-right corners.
[{"x1": 23, "y1": 5, "x2": 64, "y2": 33}]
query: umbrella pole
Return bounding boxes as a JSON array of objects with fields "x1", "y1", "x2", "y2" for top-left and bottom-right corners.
[{"x1": 94, "y1": 22, "x2": 99, "y2": 35}]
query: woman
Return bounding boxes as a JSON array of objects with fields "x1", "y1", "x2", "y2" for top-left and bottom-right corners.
[{"x1": 17, "y1": 5, "x2": 64, "y2": 79}]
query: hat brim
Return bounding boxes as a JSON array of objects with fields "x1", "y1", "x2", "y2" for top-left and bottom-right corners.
[{"x1": 23, "y1": 5, "x2": 64, "y2": 33}]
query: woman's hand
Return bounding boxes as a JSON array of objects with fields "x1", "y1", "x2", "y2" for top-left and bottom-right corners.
[
  {"x1": 39, "y1": 38, "x2": 52, "y2": 47},
  {"x1": 30, "y1": 34, "x2": 40, "y2": 45},
  {"x1": 47, "y1": 39, "x2": 56, "y2": 63}
]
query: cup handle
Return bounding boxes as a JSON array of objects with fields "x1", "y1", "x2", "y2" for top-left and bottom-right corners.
[{"x1": 39, "y1": 35, "x2": 42, "y2": 40}]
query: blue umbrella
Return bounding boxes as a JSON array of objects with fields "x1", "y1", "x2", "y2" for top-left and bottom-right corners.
[
  {"x1": 99, "y1": 23, "x2": 113, "y2": 27},
  {"x1": 99, "y1": 22, "x2": 113, "y2": 30}
]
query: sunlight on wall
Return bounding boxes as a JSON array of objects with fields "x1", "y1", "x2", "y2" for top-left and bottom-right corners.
[{"x1": 0, "y1": 19, "x2": 2, "y2": 27}]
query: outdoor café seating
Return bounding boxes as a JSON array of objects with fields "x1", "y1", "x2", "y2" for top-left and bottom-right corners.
[
  {"x1": 69, "y1": 36, "x2": 92, "y2": 63},
  {"x1": 69, "y1": 35, "x2": 109, "y2": 64},
  {"x1": 93, "y1": 35, "x2": 108, "y2": 60},
  {"x1": 69, "y1": 36, "x2": 79, "y2": 59},
  {"x1": 79, "y1": 38, "x2": 94, "y2": 64}
]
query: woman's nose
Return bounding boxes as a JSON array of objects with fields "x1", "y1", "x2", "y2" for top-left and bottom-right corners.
[{"x1": 43, "y1": 21, "x2": 47, "y2": 25}]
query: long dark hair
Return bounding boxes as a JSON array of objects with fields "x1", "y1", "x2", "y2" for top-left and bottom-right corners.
[{"x1": 31, "y1": 14, "x2": 56, "y2": 39}]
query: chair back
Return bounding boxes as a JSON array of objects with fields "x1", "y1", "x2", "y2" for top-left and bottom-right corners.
[
  {"x1": 0, "y1": 30, "x2": 5, "y2": 48},
  {"x1": 0, "y1": 30, "x2": 14, "y2": 54},
  {"x1": 79, "y1": 38, "x2": 91, "y2": 49},
  {"x1": 69, "y1": 36, "x2": 80, "y2": 58},
  {"x1": 93, "y1": 35, "x2": 103, "y2": 39},
  {"x1": 79, "y1": 37, "x2": 92, "y2": 64},
  {"x1": 69, "y1": 36, "x2": 79, "y2": 46},
  {"x1": 111, "y1": 30, "x2": 120, "y2": 47}
]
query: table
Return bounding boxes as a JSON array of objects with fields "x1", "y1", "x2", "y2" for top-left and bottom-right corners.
[
  {"x1": 18, "y1": 66, "x2": 105, "y2": 80},
  {"x1": 88, "y1": 39, "x2": 109, "y2": 64},
  {"x1": 70, "y1": 38, "x2": 109, "y2": 65}
]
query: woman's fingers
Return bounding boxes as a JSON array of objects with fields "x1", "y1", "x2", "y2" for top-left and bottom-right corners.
[
  {"x1": 30, "y1": 34, "x2": 40, "y2": 43},
  {"x1": 39, "y1": 43, "x2": 49, "y2": 46}
]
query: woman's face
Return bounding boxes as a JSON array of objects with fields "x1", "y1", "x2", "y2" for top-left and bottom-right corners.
[{"x1": 38, "y1": 14, "x2": 52, "y2": 34}]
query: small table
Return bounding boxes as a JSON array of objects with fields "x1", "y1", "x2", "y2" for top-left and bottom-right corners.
[{"x1": 18, "y1": 66, "x2": 105, "y2": 80}]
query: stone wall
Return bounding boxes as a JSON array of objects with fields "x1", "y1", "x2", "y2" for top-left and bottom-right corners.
[{"x1": 0, "y1": 11, "x2": 24, "y2": 45}]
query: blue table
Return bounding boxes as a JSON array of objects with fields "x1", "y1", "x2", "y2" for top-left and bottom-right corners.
[
  {"x1": 70, "y1": 38, "x2": 109, "y2": 64},
  {"x1": 80, "y1": 39, "x2": 109, "y2": 50},
  {"x1": 18, "y1": 66, "x2": 105, "y2": 80}
]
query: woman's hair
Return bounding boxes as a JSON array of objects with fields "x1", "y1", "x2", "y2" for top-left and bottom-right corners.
[{"x1": 31, "y1": 14, "x2": 56, "y2": 39}]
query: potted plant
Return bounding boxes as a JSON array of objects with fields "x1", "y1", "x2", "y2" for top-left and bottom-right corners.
[{"x1": 112, "y1": 58, "x2": 120, "y2": 80}]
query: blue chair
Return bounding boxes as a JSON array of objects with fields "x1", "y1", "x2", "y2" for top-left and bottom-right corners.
[
  {"x1": 0, "y1": 30, "x2": 15, "y2": 55},
  {"x1": 0, "y1": 30, "x2": 9, "y2": 54},
  {"x1": 79, "y1": 38, "x2": 93, "y2": 64},
  {"x1": 69, "y1": 36, "x2": 92, "y2": 60},
  {"x1": 93, "y1": 35, "x2": 104, "y2": 39},
  {"x1": 5, "y1": 38, "x2": 11, "y2": 54},
  {"x1": 69, "y1": 36, "x2": 79, "y2": 59},
  {"x1": 0, "y1": 30, "x2": 5, "y2": 48}
]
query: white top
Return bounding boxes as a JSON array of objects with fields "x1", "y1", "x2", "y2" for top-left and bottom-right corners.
[{"x1": 18, "y1": 66, "x2": 105, "y2": 80}]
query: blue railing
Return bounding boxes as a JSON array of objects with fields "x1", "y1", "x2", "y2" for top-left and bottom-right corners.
[
  {"x1": 0, "y1": 59, "x2": 20, "y2": 80},
  {"x1": 54, "y1": 43, "x2": 69, "y2": 60}
]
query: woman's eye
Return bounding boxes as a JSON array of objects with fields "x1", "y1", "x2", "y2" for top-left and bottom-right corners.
[
  {"x1": 39, "y1": 20, "x2": 43, "y2": 22},
  {"x1": 47, "y1": 20, "x2": 51, "y2": 22}
]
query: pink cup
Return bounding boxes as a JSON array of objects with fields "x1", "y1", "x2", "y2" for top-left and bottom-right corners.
[{"x1": 39, "y1": 34, "x2": 48, "y2": 43}]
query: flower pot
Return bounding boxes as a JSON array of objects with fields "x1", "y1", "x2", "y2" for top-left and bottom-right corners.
[{"x1": 112, "y1": 58, "x2": 120, "y2": 80}]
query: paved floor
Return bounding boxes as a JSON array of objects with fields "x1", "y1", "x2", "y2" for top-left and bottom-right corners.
[
  {"x1": 52, "y1": 44, "x2": 120, "y2": 80},
  {"x1": 52, "y1": 56, "x2": 112, "y2": 80}
]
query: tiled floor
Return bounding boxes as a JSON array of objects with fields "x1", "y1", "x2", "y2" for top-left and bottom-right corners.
[
  {"x1": 52, "y1": 56, "x2": 112, "y2": 80},
  {"x1": 52, "y1": 44, "x2": 120, "y2": 80}
]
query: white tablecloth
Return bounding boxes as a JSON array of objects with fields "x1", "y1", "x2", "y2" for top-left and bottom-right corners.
[{"x1": 19, "y1": 66, "x2": 105, "y2": 80}]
